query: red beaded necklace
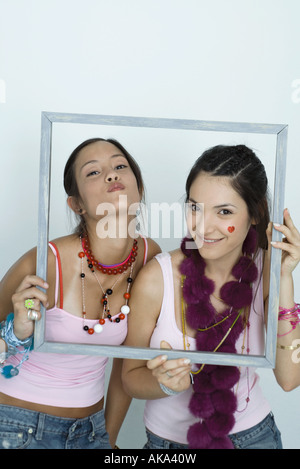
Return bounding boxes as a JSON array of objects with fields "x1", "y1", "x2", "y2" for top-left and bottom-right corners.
[
  {"x1": 78, "y1": 235, "x2": 137, "y2": 335},
  {"x1": 80, "y1": 233, "x2": 138, "y2": 274}
]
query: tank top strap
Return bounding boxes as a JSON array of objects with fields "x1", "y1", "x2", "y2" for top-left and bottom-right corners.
[{"x1": 48, "y1": 242, "x2": 63, "y2": 309}]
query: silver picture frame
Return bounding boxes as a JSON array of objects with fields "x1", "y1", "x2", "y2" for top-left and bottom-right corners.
[{"x1": 34, "y1": 112, "x2": 288, "y2": 368}]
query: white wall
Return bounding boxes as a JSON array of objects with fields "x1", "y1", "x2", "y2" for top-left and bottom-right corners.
[{"x1": 0, "y1": 0, "x2": 299, "y2": 449}]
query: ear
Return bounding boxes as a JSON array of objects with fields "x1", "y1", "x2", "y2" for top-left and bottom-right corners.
[{"x1": 67, "y1": 196, "x2": 86, "y2": 215}]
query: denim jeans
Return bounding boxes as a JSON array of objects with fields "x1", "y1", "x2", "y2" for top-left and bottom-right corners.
[
  {"x1": 0, "y1": 404, "x2": 111, "y2": 449},
  {"x1": 229, "y1": 412, "x2": 282, "y2": 449},
  {"x1": 144, "y1": 413, "x2": 282, "y2": 450}
]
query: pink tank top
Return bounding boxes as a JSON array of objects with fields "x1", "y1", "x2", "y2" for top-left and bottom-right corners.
[
  {"x1": 0, "y1": 238, "x2": 148, "y2": 408},
  {"x1": 144, "y1": 252, "x2": 270, "y2": 444}
]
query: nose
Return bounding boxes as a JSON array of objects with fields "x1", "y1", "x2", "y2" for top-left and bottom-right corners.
[
  {"x1": 105, "y1": 171, "x2": 119, "y2": 183},
  {"x1": 203, "y1": 214, "x2": 212, "y2": 230},
  {"x1": 202, "y1": 211, "x2": 216, "y2": 236}
]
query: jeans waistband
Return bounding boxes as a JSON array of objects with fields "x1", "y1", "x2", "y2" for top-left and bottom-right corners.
[{"x1": 0, "y1": 404, "x2": 106, "y2": 438}]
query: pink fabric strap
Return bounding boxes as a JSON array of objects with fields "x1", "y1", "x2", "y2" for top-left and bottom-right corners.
[{"x1": 48, "y1": 242, "x2": 63, "y2": 309}]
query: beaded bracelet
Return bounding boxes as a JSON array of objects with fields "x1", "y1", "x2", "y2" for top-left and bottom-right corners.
[
  {"x1": 279, "y1": 303, "x2": 300, "y2": 316},
  {"x1": 0, "y1": 313, "x2": 33, "y2": 378},
  {"x1": 159, "y1": 382, "x2": 183, "y2": 396},
  {"x1": 277, "y1": 303, "x2": 300, "y2": 338}
]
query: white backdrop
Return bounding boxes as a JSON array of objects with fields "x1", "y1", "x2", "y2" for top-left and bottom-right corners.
[{"x1": 0, "y1": 0, "x2": 299, "y2": 449}]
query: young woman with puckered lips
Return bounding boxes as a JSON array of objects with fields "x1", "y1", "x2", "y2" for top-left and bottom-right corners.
[{"x1": 0, "y1": 138, "x2": 160, "y2": 449}]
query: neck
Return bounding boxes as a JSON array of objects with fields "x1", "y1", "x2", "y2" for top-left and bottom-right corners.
[
  {"x1": 84, "y1": 221, "x2": 137, "y2": 266},
  {"x1": 203, "y1": 249, "x2": 243, "y2": 283}
]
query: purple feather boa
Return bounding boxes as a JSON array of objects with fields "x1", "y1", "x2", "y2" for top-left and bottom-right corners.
[{"x1": 180, "y1": 227, "x2": 258, "y2": 449}]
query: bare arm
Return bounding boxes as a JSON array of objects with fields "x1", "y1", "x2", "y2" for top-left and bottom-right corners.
[
  {"x1": 0, "y1": 249, "x2": 49, "y2": 340},
  {"x1": 0, "y1": 248, "x2": 37, "y2": 321},
  {"x1": 122, "y1": 257, "x2": 191, "y2": 400},
  {"x1": 267, "y1": 210, "x2": 300, "y2": 391}
]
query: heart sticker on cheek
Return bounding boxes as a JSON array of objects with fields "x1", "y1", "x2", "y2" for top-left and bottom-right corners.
[{"x1": 227, "y1": 226, "x2": 235, "y2": 233}]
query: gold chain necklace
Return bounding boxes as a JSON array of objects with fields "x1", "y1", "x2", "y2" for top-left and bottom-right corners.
[{"x1": 181, "y1": 274, "x2": 243, "y2": 375}]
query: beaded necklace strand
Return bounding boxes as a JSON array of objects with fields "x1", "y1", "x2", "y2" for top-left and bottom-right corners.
[
  {"x1": 78, "y1": 234, "x2": 137, "y2": 334},
  {"x1": 80, "y1": 233, "x2": 138, "y2": 274}
]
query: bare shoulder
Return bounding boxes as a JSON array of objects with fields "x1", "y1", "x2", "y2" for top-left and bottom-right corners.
[
  {"x1": 132, "y1": 254, "x2": 163, "y2": 292},
  {"x1": 169, "y1": 248, "x2": 185, "y2": 266},
  {"x1": 142, "y1": 236, "x2": 161, "y2": 262},
  {"x1": 169, "y1": 248, "x2": 185, "y2": 279},
  {"x1": 49, "y1": 233, "x2": 79, "y2": 251}
]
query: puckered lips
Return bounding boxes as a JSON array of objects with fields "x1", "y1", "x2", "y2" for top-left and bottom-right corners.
[{"x1": 107, "y1": 182, "x2": 125, "y2": 193}]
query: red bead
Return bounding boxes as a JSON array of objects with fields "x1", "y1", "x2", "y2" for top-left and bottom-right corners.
[
  {"x1": 88, "y1": 328, "x2": 94, "y2": 335},
  {"x1": 124, "y1": 292, "x2": 130, "y2": 299},
  {"x1": 78, "y1": 252, "x2": 85, "y2": 258},
  {"x1": 119, "y1": 313, "x2": 125, "y2": 320},
  {"x1": 99, "y1": 318, "x2": 105, "y2": 325}
]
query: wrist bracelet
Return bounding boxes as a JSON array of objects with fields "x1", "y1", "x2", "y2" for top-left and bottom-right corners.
[
  {"x1": 279, "y1": 303, "x2": 299, "y2": 315},
  {"x1": 278, "y1": 303, "x2": 300, "y2": 337},
  {"x1": 159, "y1": 382, "x2": 183, "y2": 396},
  {"x1": 277, "y1": 342, "x2": 300, "y2": 351},
  {"x1": 0, "y1": 313, "x2": 34, "y2": 379}
]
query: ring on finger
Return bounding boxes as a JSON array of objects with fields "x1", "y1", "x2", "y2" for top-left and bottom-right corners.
[
  {"x1": 25, "y1": 299, "x2": 34, "y2": 309},
  {"x1": 27, "y1": 309, "x2": 39, "y2": 321}
]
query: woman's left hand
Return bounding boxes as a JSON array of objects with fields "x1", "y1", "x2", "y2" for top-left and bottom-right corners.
[
  {"x1": 147, "y1": 341, "x2": 192, "y2": 393},
  {"x1": 269, "y1": 208, "x2": 300, "y2": 276}
]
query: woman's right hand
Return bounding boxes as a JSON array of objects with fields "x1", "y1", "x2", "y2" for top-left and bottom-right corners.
[
  {"x1": 11, "y1": 275, "x2": 49, "y2": 340},
  {"x1": 147, "y1": 341, "x2": 192, "y2": 394}
]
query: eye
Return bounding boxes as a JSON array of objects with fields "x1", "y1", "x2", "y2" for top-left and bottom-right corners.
[
  {"x1": 115, "y1": 163, "x2": 127, "y2": 170},
  {"x1": 219, "y1": 209, "x2": 232, "y2": 215},
  {"x1": 187, "y1": 202, "x2": 202, "y2": 213},
  {"x1": 87, "y1": 170, "x2": 100, "y2": 177}
]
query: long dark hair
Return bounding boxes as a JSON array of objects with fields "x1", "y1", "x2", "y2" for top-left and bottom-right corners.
[
  {"x1": 64, "y1": 138, "x2": 144, "y2": 234},
  {"x1": 185, "y1": 144, "x2": 270, "y2": 252}
]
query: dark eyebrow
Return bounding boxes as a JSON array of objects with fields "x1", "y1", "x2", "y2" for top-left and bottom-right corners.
[
  {"x1": 214, "y1": 203, "x2": 237, "y2": 209},
  {"x1": 80, "y1": 154, "x2": 126, "y2": 172},
  {"x1": 188, "y1": 199, "x2": 237, "y2": 209}
]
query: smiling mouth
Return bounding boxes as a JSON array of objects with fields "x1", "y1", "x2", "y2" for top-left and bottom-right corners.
[
  {"x1": 107, "y1": 183, "x2": 125, "y2": 192},
  {"x1": 203, "y1": 238, "x2": 223, "y2": 243}
]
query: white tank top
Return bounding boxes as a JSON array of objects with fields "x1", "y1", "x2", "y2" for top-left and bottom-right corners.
[{"x1": 144, "y1": 251, "x2": 270, "y2": 444}]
